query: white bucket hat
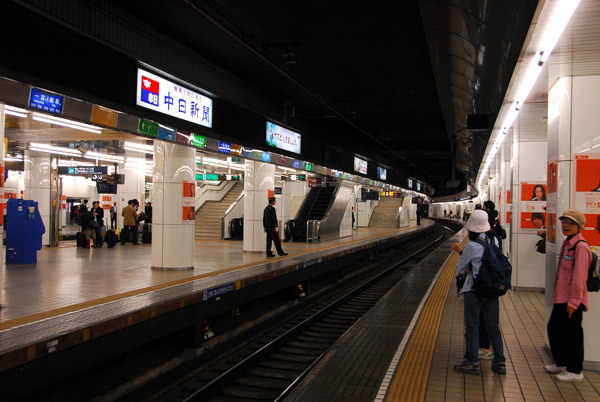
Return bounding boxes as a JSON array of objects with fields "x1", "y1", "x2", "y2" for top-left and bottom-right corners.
[{"x1": 467, "y1": 209, "x2": 490, "y2": 233}]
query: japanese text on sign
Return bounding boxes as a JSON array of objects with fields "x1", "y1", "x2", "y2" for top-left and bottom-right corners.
[{"x1": 136, "y1": 68, "x2": 213, "y2": 128}]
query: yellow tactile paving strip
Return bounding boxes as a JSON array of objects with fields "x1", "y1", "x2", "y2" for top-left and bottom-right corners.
[{"x1": 384, "y1": 237, "x2": 467, "y2": 401}]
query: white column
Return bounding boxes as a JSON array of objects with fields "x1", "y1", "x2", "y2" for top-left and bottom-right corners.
[
  {"x1": 243, "y1": 161, "x2": 274, "y2": 253},
  {"x1": 23, "y1": 150, "x2": 51, "y2": 246},
  {"x1": 0, "y1": 104, "x2": 4, "y2": 308},
  {"x1": 546, "y1": 76, "x2": 600, "y2": 364},
  {"x1": 117, "y1": 152, "x2": 146, "y2": 228},
  {"x1": 151, "y1": 141, "x2": 195, "y2": 270}
]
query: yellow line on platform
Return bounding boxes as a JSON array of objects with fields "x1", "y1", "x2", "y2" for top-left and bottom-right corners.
[{"x1": 385, "y1": 237, "x2": 467, "y2": 402}]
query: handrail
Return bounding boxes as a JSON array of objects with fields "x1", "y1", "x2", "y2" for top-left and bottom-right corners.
[
  {"x1": 221, "y1": 191, "x2": 245, "y2": 239},
  {"x1": 306, "y1": 220, "x2": 320, "y2": 243},
  {"x1": 195, "y1": 181, "x2": 235, "y2": 210}
]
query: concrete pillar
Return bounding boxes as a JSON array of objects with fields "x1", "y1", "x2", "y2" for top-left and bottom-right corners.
[
  {"x1": 243, "y1": 161, "x2": 274, "y2": 253},
  {"x1": 546, "y1": 75, "x2": 600, "y2": 365},
  {"x1": 0, "y1": 104, "x2": 4, "y2": 308},
  {"x1": 117, "y1": 152, "x2": 146, "y2": 228},
  {"x1": 23, "y1": 150, "x2": 51, "y2": 246},
  {"x1": 151, "y1": 141, "x2": 195, "y2": 270}
]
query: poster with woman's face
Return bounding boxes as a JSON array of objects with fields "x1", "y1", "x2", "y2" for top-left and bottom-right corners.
[
  {"x1": 574, "y1": 154, "x2": 600, "y2": 247},
  {"x1": 520, "y1": 182, "x2": 547, "y2": 233},
  {"x1": 182, "y1": 181, "x2": 196, "y2": 222}
]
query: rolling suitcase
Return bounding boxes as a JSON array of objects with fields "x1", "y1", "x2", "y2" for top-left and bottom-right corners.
[
  {"x1": 76, "y1": 231, "x2": 87, "y2": 248},
  {"x1": 142, "y1": 223, "x2": 152, "y2": 243},
  {"x1": 105, "y1": 230, "x2": 117, "y2": 248}
]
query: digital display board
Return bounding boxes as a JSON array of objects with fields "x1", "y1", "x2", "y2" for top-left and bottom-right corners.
[
  {"x1": 266, "y1": 121, "x2": 301, "y2": 154},
  {"x1": 29, "y1": 88, "x2": 64, "y2": 114},
  {"x1": 354, "y1": 156, "x2": 368, "y2": 175},
  {"x1": 377, "y1": 166, "x2": 387, "y2": 181},
  {"x1": 136, "y1": 68, "x2": 212, "y2": 128}
]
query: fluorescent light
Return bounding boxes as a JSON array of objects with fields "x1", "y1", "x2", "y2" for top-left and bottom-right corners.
[
  {"x1": 4, "y1": 156, "x2": 24, "y2": 162},
  {"x1": 58, "y1": 160, "x2": 95, "y2": 167},
  {"x1": 32, "y1": 113, "x2": 102, "y2": 134},
  {"x1": 124, "y1": 141, "x2": 154, "y2": 154},
  {"x1": 4, "y1": 110, "x2": 27, "y2": 118},
  {"x1": 30, "y1": 142, "x2": 83, "y2": 157},
  {"x1": 84, "y1": 151, "x2": 124, "y2": 163},
  {"x1": 539, "y1": 0, "x2": 581, "y2": 64},
  {"x1": 30, "y1": 147, "x2": 83, "y2": 157}
]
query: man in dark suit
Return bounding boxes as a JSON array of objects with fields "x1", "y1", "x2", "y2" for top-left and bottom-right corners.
[{"x1": 263, "y1": 197, "x2": 287, "y2": 257}]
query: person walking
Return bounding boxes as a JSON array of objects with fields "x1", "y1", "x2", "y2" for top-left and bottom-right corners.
[
  {"x1": 451, "y1": 209, "x2": 506, "y2": 375},
  {"x1": 263, "y1": 197, "x2": 287, "y2": 257},
  {"x1": 545, "y1": 209, "x2": 592, "y2": 382},
  {"x1": 122, "y1": 199, "x2": 140, "y2": 245}
]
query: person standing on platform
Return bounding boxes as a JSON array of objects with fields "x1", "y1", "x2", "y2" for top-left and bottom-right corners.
[
  {"x1": 122, "y1": 199, "x2": 140, "y2": 245},
  {"x1": 451, "y1": 210, "x2": 506, "y2": 375},
  {"x1": 545, "y1": 209, "x2": 591, "y2": 382},
  {"x1": 92, "y1": 201, "x2": 104, "y2": 248},
  {"x1": 110, "y1": 202, "x2": 117, "y2": 229},
  {"x1": 263, "y1": 197, "x2": 287, "y2": 257},
  {"x1": 81, "y1": 207, "x2": 96, "y2": 249}
]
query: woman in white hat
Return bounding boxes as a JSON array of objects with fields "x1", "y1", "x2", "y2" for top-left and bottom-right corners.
[
  {"x1": 451, "y1": 209, "x2": 506, "y2": 375},
  {"x1": 545, "y1": 209, "x2": 592, "y2": 382}
]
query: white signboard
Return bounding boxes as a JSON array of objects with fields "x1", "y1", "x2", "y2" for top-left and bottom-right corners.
[
  {"x1": 136, "y1": 68, "x2": 213, "y2": 128},
  {"x1": 354, "y1": 156, "x2": 368, "y2": 175},
  {"x1": 266, "y1": 121, "x2": 301, "y2": 154}
]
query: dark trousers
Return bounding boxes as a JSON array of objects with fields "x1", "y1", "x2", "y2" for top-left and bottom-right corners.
[
  {"x1": 110, "y1": 216, "x2": 116, "y2": 229},
  {"x1": 266, "y1": 229, "x2": 284, "y2": 255},
  {"x1": 463, "y1": 291, "x2": 505, "y2": 365},
  {"x1": 125, "y1": 225, "x2": 139, "y2": 244},
  {"x1": 479, "y1": 310, "x2": 490, "y2": 349},
  {"x1": 547, "y1": 303, "x2": 584, "y2": 374},
  {"x1": 95, "y1": 225, "x2": 104, "y2": 246}
]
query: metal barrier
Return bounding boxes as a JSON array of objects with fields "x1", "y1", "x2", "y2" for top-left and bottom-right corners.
[{"x1": 306, "y1": 220, "x2": 320, "y2": 243}]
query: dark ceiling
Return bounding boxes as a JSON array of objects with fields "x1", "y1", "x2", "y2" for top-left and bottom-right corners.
[
  {"x1": 9, "y1": 0, "x2": 538, "y2": 196},
  {"x1": 105, "y1": 0, "x2": 452, "y2": 193}
]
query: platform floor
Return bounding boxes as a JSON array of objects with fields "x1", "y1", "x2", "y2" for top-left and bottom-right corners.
[
  {"x1": 284, "y1": 230, "x2": 600, "y2": 402},
  {"x1": 0, "y1": 222, "x2": 431, "y2": 330}
]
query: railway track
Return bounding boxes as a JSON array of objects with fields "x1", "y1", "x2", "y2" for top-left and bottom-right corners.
[{"x1": 147, "y1": 225, "x2": 451, "y2": 402}]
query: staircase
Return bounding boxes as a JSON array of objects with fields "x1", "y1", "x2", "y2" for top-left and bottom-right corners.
[
  {"x1": 369, "y1": 197, "x2": 403, "y2": 228},
  {"x1": 195, "y1": 183, "x2": 243, "y2": 239}
]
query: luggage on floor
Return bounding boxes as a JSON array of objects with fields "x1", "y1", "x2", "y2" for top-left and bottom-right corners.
[
  {"x1": 105, "y1": 229, "x2": 117, "y2": 248},
  {"x1": 76, "y1": 231, "x2": 87, "y2": 248},
  {"x1": 119, "y1": 226, "x2": 130, "y2": 244},
  {"x1": 142, "y1": 223, "x2": 152, "y2": 243}
]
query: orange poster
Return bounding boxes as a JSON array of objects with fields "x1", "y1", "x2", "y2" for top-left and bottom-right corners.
[
  {"x1": 182, "y1": 180, "x2": 196, "y2": 222},
  {"x1": 520, "y1": 182, "x2": 547, "y2": 233},
  {"x1": 574, "y1": 154, "x2": 600, "y2": 247}
]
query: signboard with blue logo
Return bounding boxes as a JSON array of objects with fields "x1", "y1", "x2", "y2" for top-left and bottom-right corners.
[
  {"x1": 157, "y1": 125, "x2": 176, "y2": 141},
  {"x1": 218, "y1": 141, "x2": 231, "y2": 154},
  {"x1": 261, "y1": 152, "x2": 271, "y2": 162},
  {"x1": 58, "y1": 166, "x2": 107, "y2": 176},
  {"x1": 29, "y1": 88, "x2": 64, "y2": 114},
  {"x1": 136, "y1": 68, "x2": 213, "y2": 128}
]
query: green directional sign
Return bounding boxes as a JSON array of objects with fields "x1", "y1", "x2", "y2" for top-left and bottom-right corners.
[{"x1": 138, "y1": 118, "x2": 159, "y2": 138}]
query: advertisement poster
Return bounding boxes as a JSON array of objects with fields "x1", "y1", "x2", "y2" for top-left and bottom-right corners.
[
  {"x1": 574, "y1": 154, "x2": 600, "y2": 247},
  {"x1": 520, "y1": 182, "x2": 547, "y2": 234},
  {"x1": 182, "y1": 181, "x2": 196, "y2": 222}
]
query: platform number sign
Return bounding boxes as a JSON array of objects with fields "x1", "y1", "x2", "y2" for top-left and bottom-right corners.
[{"x1": 92, "y1": 174, "x2": 103, "y2": 182}]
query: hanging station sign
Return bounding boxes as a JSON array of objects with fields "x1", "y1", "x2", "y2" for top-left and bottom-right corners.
[
  {"x1": 266, "y1": 121, "x2": 301, "y2": 154},
  {"x1": 57, "y1": 166, "x2": 108, "y2": 176},
  {"x1": 136, "y1": 68, "x2": 213, "y2": 128},
  {"x1": 29, "y1": 88, "x2": 64, "y2": 114}
]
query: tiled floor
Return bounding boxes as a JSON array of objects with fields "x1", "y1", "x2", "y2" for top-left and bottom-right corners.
[{"x1": 425, "y1": 288, "x2": 600, "y2": 401}]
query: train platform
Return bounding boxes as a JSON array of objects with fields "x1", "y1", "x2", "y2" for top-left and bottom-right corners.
[
  {"x1": 0, "y1": 220, "x2": 435, "y2": 378},
  {"x1": 284, "y1": 229, "x2": 600, "y2": 402}
]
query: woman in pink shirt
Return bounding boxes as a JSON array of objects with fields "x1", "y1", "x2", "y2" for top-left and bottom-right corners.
[{"x1": 545, "y1": 209, "x2": 592, "y2": 382}]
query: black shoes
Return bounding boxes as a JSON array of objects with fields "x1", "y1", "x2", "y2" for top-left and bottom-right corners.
[
  {"x1": 267, "y1": 253, "x2": 276, "y2": 257},
  {"x1": 278, "y1": 252, "x2": 288, "y2": 256}
]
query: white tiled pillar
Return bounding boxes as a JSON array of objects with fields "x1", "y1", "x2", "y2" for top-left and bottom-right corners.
[
  {"x1": 23, "y1": 150, "x2": 51, "y2": 246},
  {"x1": 0, "y1": 104, "x2": 4, "y2": 307},
  {"x1": 546, "y1": 76, "x2": 600, "y2": 364},
  {"x1": 117, "y1": 152, "x2": 146, "y2": 229},
  {"x1": 243, "y1": 161, "x2": 275, "y2": 253},
  {"x1": 151, "y1": 141, "x2": 195, "y2": 270}
]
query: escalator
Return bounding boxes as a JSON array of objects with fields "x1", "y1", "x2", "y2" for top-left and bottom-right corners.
[{"x1": 285, "y1": 185, "x2": 338, "y2": 241}]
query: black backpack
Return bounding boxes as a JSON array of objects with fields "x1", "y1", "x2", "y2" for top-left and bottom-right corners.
[
  {"x1": 472, "y1": 238, "x2": 512, "y2": 298},
  {"x1": 569, "y1": 240, "x2": 600, "y2": 292}
]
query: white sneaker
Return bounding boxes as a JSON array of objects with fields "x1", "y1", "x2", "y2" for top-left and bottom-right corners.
[
  {"x1": 478, "y1": 348, "x2": 493, "y2": 360},
  {"x1": 554, "y1": 371, "x2": 584, "y2": 382},
  {"x1": 544, "y1": 363, "x2": 566, "y2": 374}
]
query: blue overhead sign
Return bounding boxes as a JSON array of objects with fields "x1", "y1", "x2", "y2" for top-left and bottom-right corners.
[{"x1": 29, "y1": 88, "x2": 64, "y2": 114}]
